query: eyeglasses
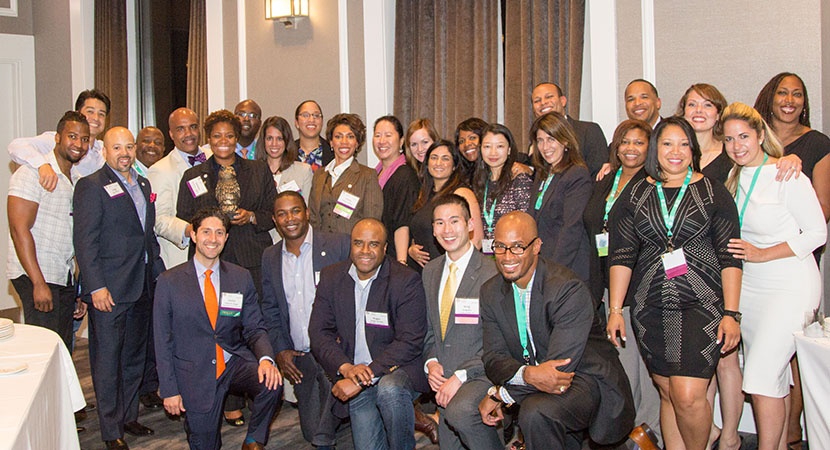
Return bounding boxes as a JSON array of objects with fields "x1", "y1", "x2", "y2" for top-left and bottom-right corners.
[
  {"x1": 236, "y1": 112, "x2": 260, "y2": 119},
  {"x1": 492, "y1": 237, "x2": 538, "y2": 255},
  {"x1": 298, "y1": 112, "x2": 322, "y2": 120}
]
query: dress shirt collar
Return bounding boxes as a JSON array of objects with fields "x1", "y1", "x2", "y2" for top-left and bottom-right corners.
[
  {"x1": 444, "y1": 243, "x2": 475, "y2": 279},
  {"x1": 324, "y1": 156, "x2": 354, "y2": 185},
  {"x1": 349, "y1": 260, "x2": 382, "y2": 288},
  {"x1": 193, "y1": 258, "x2": 220, "y2": 279},
  {"x1": 282, "y1": 226, "x2": 314, "y2": 256}
]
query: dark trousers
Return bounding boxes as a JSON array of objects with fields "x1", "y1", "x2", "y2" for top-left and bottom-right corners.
[
  {"x1": 185, "y1": 356, "x2": 281, "y2": 450},
  {"x1": 140, "y1": 298, "x2": 159, "y2": 395},
  {"x1": 11, "y1": 275, "x2": 75, "y2": 351},
  {"x1": 293, "y1": 352, "x2": 340, "y2": 446},
  {"x1": 88, "y1": 294, "x2": 151, "y2": 441}
]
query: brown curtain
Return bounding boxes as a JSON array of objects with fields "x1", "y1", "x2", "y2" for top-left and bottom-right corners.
[
  {"x1": 504, "y1": 0, "x2": 585, "y2": 150},
  {"x1": 94, "y1": 0, "x2": 128, "y2": 129},
  {"x1": 187, "y1": 0, "x2": 208, "y2": 142},
  {"x1": 393, "y1": 0, "x2": 499, "y2": 139}
]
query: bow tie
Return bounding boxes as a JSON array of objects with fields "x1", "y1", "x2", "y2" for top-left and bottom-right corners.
[{"x1": 188, "y1": 153, "x2": 207, "y2": 166}]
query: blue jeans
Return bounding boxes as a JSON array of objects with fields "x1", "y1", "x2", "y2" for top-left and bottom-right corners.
[{"x1": 348, "y1": 369, "x2": 417, "y2": 450}]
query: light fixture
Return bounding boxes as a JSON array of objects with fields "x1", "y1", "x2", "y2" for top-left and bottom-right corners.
[{"x1": 265, "y1": 0, "x2": 309, "y2": 28}]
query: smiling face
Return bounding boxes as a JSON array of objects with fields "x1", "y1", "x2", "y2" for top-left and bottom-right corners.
[
  {"x1": 409, "y1": 128, "x2": 434, "y2": 163},
  {"x1": 350, "y1": 220, "x2": 387, "y2": 280},
  {"x1": 625, "y1": 81, "x2": 662, "y2": 125},
  {"x1": 723, "y1": 118, "x2": 766, "y2": 167},
  {"x1": 493, "y1": 213, "x2": 541, "y2": 287},
  {"x1": 427, "y1": 145, "x2": 455, "y2": 185},
  {"x1": 481, "y1": 131, "x2": 510, "y2": 176},
  {"x1": 191, "y1": 216, "x2": 228, "y2": 266},
  {"x1": 772, "y1": 75, "x2": 805, "y2": 126},
  {"x1": 331, "y1": 124, "x2": 358, "y2": 165},
  {"x1": 79, "y1": 98, "x2": 108, "y2": 138},
  {"x1": 373, "y1": 120, "x2": 403, "y2": 164},
  {"x1": 294, "y1": 101, "x2": 323, "y2": 140},
  {"x1": 432, "y1": 202, "x2": 473, "y2": 258},
  {"x1": 263, "y1": 126, "x2": 286, "y2": 162},
  {"x1": 234, "y1": 100, "x2": 262, "y2": 142},
  {"x1": 136, "y1": 127, "x2": 164, "y2": 167},
  {"x1": 531, "y1": 83, "x2": 566, "y2": 118},
  {"x1": 208, "y1": 121, "x2": 238, "y2": 164},
  {"x1": 168, "y1": 108, "x2": 201, "y2": 154},
  {"x1": 103, "y1": 127, "x2": 136, "y2": 175},
  {"x1": 55, "y1": 121, "x2": 90, "y2": 164},
  {"x1": 535, "y1": 130, "x2": 566, "y2": 167},
  {"x1": 617, "y1": 128, "x2": 648, "y2": 170},
  {"x1": 683, "y1": 90, "x2": 719, "y2": 134},
  {"x1": 457, "y1": 130, "x2": 481, "y2": 162},
  {"x1": 656, "y1": 124, "x2": 693, "y2": 178},
  {"x1": 272, "y1": 194, "x2": 310, "y2": 242}
]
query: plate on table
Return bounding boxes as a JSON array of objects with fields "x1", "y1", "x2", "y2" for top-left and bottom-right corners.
[{"x1": 0, "y1": 361, "x2": 27, "y2": 375}]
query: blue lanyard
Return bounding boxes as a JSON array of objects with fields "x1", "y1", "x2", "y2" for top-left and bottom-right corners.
[
  {"x1": 534, "y1": 174, "x2": 554, "y2": 210},
  {"x1": 602, "y1": 168, "x2": 625, "y2": 228},
  {"x1": 483, "y1": 181, "x2": 497, "y2": 232},
  {"x1": 655, "y1": 167, "x2": 693, "y2": 244},
  {"x1": 735, "y1": 153, "x2": 768, "y2": 228},
  {"x1": 511, "y1": 284, "x2": 531, "y2": 363}
]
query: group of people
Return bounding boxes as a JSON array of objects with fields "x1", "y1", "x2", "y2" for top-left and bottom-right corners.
[{"x1": 5, "y1": 71, "x2": 827, "y2": 450}]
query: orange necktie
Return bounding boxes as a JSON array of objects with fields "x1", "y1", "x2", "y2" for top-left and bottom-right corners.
[{"x1": 204, "y1": 269, "x2": 225, "y2": 378}]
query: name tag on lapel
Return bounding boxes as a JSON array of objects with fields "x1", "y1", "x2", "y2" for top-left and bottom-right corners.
[
  {"x1": 219, "y1": 292, "x2": 243, "y2": 317},
  {"x1": 365, "y1": 311, "x2": 389, "y2": 328},
  {"x1": 104, "y1": 182, "x2": 125, "y2": 198},
  {"x1": 333, "y1": 191, "x2": 360, "y2": 219},
  {"x1": 187, "y1": 176, "x2": 208, "y2": 198},
  {"x1": 455, "y1": 297, "x2": 479, "y2": 324},
  {"x1": 279, "y1": 179, "x2": 301, "y2": 194}
]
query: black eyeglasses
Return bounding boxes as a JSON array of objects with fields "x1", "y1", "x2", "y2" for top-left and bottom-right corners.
[
  {"x1": 298, "y1": 112, "x2": 322, "y2": 120},
  {"x1": 236, "y1": 112, "x2": 260, "y2": 119},
  {"x1": 492, "y1": 237, "x2": 538, "y2": 255}
]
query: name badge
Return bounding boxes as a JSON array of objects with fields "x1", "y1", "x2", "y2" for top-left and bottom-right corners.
[
  {"x1": 279, "y1": 179, "x2": 301, "y2": 194},
  {"x1": 219, "y1": 292, "x2": 243, "y2": 317},
  {"x1": 661, "y1": 248, "x2": 688, "y2": 279},
  {"x1": 187, "y1": 176, "x2": 208, "y2": 198},
  {"x1": 455, "y1": 297, "x2": 479, "y2": 324},
  {"x1": 333, "y1": 191, "x2": 360, "y2": 219},
  {"x1": 365, "y1": 311, "x2": 389, "y2": 328},
  {"x1": 481, "y1": 239, "x2": 494, "y2": 255},
  {"x1": 595, "y1": 232, "x2": 609, "y2": 257},
  {"x1": 104, "y1": 182, "x2": 125, "y2": 198}
]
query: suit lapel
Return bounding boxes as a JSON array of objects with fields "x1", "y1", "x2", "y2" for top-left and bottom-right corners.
[
  {"x1": 425, "y1": 255, "x2": 445, "y2": 342},
  {"x1": 364, "y1": 260, "x2": 390, "y2": 347},
  {"x1": 185, "y1": 260, "x2": 215, "y2": 332},
  {"x1": 528, "y1": 262, "x2": 547, "y2": 361},
  {"x1": 103, "y1": 165, "x2": 144, "y2": 232},
  {"x1": 498, "y1": 278, "x2": 523, "y2": 355}
]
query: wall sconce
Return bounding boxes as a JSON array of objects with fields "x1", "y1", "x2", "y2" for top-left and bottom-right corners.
[{"x1": 265, "y1": 0, "x2": 309, "y2": 28}]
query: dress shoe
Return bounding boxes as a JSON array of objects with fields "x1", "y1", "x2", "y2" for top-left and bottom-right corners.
[
  {"x1": 76, "y1": 425, "x2": 86, "y2": 433},
  {"x1": 74, "y1": 409, "x2": 87, "y2": 423},
  {"x1": 124, "y1": 421, "x2": 154, "y2": 436},
  {"x1": 104, "y1": 438, "x2": 129, "y2": 450},
  {"x1": 628, "y1": 423, "x2": 659, "y2": 450},
  {"x1": 224, "y1": 414, "x2": 246, "y2": 427},
  {"x1": 413, "y1": 405, "x2": 439, "y2": 445},
  {"x1": 139, "y1": 391, "x2": 164, "y2": 409},
  {"x1": 241, "y1": 442, "x2": 265, "y2": 450}
]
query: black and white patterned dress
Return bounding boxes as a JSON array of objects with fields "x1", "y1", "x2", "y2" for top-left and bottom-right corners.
[{"x1": 609, "y1": 176, "x2": 741, "y2": 378}]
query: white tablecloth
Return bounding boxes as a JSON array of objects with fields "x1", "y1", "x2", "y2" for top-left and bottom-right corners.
[
  {"x1": 794, "y1": 331, "x2": 830, "y2": 448},
  {"x1": 0, "y1": 324, "x2": 85, "y2": 450}
]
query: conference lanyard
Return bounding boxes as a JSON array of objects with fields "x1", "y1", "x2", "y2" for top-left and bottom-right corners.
[
  {"x1": 483, "y1": 181, "x2": 497, "y2": 233},
  {"x1": 534, "y1": 174, "x2": 555, "y2": 210},
  {"x1": 655, "y1": 167, "x2": 693, "y2": 248},
  {"x1": 602, "y1": 168, "x2": 625, "y2": 229},
  {"x1": 735, "y1": 153, "x2": 768, "y2": 228},
  {"x1": 511, "y1": 284, "x2": 532, "y2": 364}
]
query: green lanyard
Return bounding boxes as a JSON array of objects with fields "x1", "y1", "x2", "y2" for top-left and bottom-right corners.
[
  {"x1": 133, "y1": 162, "x2": 146, "y2": 178},
  {"x1": 655, "y1": 167, "x2": 693, "y2": 246},
  {"x1": 735, "y1": 153, "x2": 768, "y2": 228},
  {"x1": 602, "y1": 168, "x2": 625, "y2": 229},
  {"x1": 482, "y1": 181, "x2": 497, "y2": 233},
  {"x1": 511, "y1": 284, "x2": 532, "y2": 364},
  {"x1": 534, "y1": 174, "x2": 555, "y2": 210}
]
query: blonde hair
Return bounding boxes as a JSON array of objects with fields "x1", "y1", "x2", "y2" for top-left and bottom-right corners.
[{"x1": 722, "y1": 102, "x2": 784, "y2": 195}]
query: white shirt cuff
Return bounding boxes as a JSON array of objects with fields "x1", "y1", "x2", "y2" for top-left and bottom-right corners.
[
  {"x1": 424, "y1": 357, "x2": 439, "y2": 374},
  {"x1": 454, "y1": 369, "x2": 467, "y2": 384}
]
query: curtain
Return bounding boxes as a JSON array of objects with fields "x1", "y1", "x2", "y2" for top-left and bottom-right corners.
[
  {"x1": 187, "y1": 0, "x2": 208, "y2": 143},
  {"x1": 504, "y1": 0, "x2": 585, "y2": 150},
  {"x1": 393, "y1": 0, "x2": 500, "y2": 139},
  {"x1": 94, "y1": 0, "x2": 128, "y2": 129}
]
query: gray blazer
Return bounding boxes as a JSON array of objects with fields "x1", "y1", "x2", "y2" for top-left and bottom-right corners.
[{"x1": 422, "y1": 249, "x2": 498, "y2": 380}]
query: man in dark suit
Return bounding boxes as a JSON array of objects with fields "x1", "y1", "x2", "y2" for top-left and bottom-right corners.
[
  {"x1": 154, "y1": 208, "x2": 282, "y2": 450},
  {"x1": 260, "y1": 191, "x2": 350, "y2": 449},
  {"x1": 478, "y1": 211, "x2": 634, "y2": 449},
  {"x1": 422, "y1": 194, "x2": 502, "y2": 450},
  {"x1": 309, "y1": 218, "x2": 429, "y2": 450},
  {"x1": 73, "y1": 126, "x2": 166, "y2": 449},
  {"x1": 531, "y1": 82, "x2": 609, "y2": 177}
]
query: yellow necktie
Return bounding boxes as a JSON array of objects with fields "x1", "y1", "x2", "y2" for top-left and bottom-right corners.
[
  {"x1": 439, "y1": 263, "x2": 458, "y2": 339},
  {"x1": 204, "y1": 269, "x2": 225, "y2": 379}
]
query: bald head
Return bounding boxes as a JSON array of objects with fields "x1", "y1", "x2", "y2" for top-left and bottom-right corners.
[
  {"x1": 103, "y1": 127, "x2": 136, "y2": 175},
  {"x1": 168, "y1": 108, "x2": 200, "y2": 154},
  {"x1": 350, "y1": 218, "x2": 388, "y2": 280}
]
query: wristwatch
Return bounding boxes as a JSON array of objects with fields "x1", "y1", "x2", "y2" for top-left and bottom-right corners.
[
  {"x1": 723, "y1": 310, "x2": 742, "y2": 324},
  {"x1": 487, "y1": 385, "x2": 502, "y2": 403}
]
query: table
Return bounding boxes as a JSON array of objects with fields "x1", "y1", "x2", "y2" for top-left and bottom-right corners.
[
  {"x1": 0, "y1": 324, "x2": 86, "y2": 450},
  {"x1": 794, "y1": 331, "x2": 830, "y2": 448}
]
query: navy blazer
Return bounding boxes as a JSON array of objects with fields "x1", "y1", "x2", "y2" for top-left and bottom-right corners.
[
  {"x1": 154, "y1": 259, "x2": 273, "y2": 413},
  {"x1": 480, "y1": 258, "x2": 634, "y2": 444},
  {"x1": 309, "y1": 258, "x2": 429, "y2": 394},
  {"x1": 260, "y1": 229, "x2": 351, "y2": 354},
  {"x1": 74, "y1": 164, "x2": 164, "y2": 302},
  {"x1": 568, "y1": 116, "x2": 609, "y2": 178}
]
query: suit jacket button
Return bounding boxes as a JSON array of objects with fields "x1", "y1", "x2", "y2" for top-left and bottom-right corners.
[{"x1": 212, "y1": 359, "x2": 217, "y2": 364}]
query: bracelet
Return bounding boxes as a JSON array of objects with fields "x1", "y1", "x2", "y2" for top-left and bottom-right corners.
[{"x1": 609, "y1": 306, "x2": 623, "y2": 315}]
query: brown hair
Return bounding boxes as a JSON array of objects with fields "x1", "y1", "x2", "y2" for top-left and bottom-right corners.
[
  {"x1": 529, "y1": 112, "x2": 585, "y2": 176},
  {"x1": 255, "y1": 116, "x2": 298, "y2": 172},
  {"x1": 608, "y1": 119, "x2": 652, "y2": 171}
]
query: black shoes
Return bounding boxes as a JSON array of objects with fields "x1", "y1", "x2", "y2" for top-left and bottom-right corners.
[
  {"x1": 139, "y1": 391, "x2": 164, "y2": 409},
  {"x1": 104, "y1": 438, "x2": 129, "y2": 449},
  {"x1": 124, "y1": 421, "x2": 154, "y2": 436}
]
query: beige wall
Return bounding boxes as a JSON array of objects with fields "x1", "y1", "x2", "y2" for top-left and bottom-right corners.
[
  {"x1": 617, "y1": 0, "x2": 825, "y2": 132},
  {"x1": 0, "y1": 0, "x2": 32, "y2": 35}
]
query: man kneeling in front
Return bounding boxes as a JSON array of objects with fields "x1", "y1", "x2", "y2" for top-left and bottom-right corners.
[{"x1": 154, "y1": 207, "x2": 282, "y2": 449}]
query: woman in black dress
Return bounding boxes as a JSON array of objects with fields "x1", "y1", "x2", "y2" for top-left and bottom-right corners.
[{"x1": 606, "y1": 117, "x2": 743, "y2": 450}]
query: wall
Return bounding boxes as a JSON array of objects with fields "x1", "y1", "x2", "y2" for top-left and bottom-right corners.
[{"x1": 0, "y1": 0, "x2": 32, "y2": 35}]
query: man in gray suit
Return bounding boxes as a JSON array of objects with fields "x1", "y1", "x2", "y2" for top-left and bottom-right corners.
[{"x1": 422, "y1": 194, "x2": 502, "y2": 450}]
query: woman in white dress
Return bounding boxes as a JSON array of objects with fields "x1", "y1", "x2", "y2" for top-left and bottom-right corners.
[{"x1": 723, "y1": 102, "x2": 826, "y2": 450}]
